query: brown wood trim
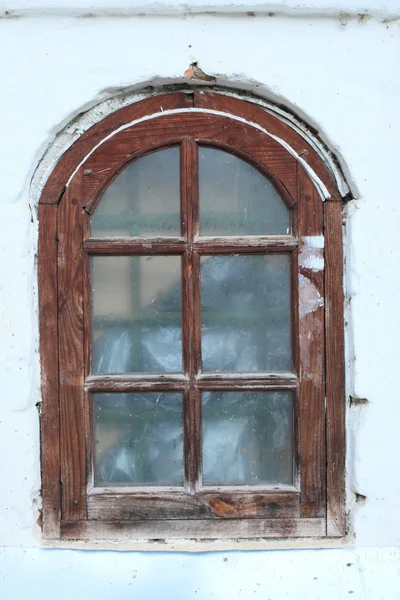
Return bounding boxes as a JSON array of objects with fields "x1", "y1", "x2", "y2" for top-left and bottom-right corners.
[
  {"x1": 324, "y1": 201, "x2": 346, "y2": 536},
  {"x1": 39, "y1": 93, "x2": 194, "y2": 205},
  {"x1": 183, "y1": 388, "x2": 191, "y2": 490},
  {"x1": 38, "y1": 204, "x2": 61, "y2": 538},
  {"x1": 87, "y1": 491, "x2": 300, "y2": 521},
  {"x1": 194, "y1": 92, "x2": 341, "y2": 202},
  {"x1": 181, "y1": 138, "x2": 200, "y2": 491},
  {"x1": 84, "y1": 238, "x2": 186, "y2": 255},
  {"x1": 84, "y1": 373, "x2": 298, "y2": 393},
  {"x1": 82, "y1": 218, "x2": 92, "y2": 379},
  {"x1": 61, "y1": 517, "x2": 325, "y2": 540},
  {"x1": 196, "y1": 374, "x2": 299, "y2": 391},
  {"x1": 192, "y1": 386, "x2": 202, "y2": 490},
  {"x1": 297, "y1": 166, "x2": 326, "y2": 518},
  {"x1": 191, "y1": 254, "x2": 202, "y2": 490},
  {"x1": 82, "y1": 215, "x2": 94, "y2": 490},
  {"x1": 193, "y1": 236, "x2": 297, "y2": 253},
  {"x1": 58, "y1": 169, "x2": 87, "y2": 520},
  {"x1": 85, "y1": 373, "x2": 189, "y2": 392}
]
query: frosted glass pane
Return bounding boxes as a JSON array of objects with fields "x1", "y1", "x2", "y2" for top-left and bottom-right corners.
[
  {"x1": 200, "y1": 255, "x2": 291, "y2": 372},
  {"x1": 94, "y1": 392, "x2": 183, "y2": 486},
  {"x1": 199, "y1": 148, "x2": 289, "y2": 235},
  {"x1": 91, "y1": 147, "x2": 180, "y2": 236},
  {"x1": 92, "y1": 256, "x2": 182, "y2": 373},
  {"x1": 203, "y1": 391, "x2": 293, "y2": 485}
]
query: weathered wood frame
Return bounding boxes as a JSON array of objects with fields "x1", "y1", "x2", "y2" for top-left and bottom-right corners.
[{"x1": 38, "y1": 92, "x2": 345, "y2": 542}]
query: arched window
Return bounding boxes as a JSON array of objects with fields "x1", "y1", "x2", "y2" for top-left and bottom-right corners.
[{"x1": 38, "y1": 92, "x2": 345, "y2": 542}]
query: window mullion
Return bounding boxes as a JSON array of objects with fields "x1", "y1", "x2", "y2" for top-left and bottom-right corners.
[{"x1": 181, "y1": 138, "x2": 201, "y2": 492}]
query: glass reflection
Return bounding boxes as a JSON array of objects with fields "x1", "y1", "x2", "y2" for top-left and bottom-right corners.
[
  {"x1": 91, "y1": 147, "x2": 180, "y2": 237},
  {"x1": 92, "y1": 256, "x2": 182, "y2": 373},
  {"x1": 200, "y1": 255, "x2": 291, "y2": 372},
  {"x1": 199, "y1": 147, "x2": 290, "y2": 236},
  {"x1": 94, "y1": 392, "x2": 183, "y2": 486},
  {"x1": 202, "y1": 391, "x2": 293, "y2": 485}
]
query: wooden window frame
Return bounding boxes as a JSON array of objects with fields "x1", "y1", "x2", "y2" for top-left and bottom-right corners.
[{"x1": 38, "y1": 92, "x2": 345, "y2": 543}]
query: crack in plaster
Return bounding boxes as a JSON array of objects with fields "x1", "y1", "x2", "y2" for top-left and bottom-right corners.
[{"x1": 1, "y1": 5, "x2": 400, "y2": 22}]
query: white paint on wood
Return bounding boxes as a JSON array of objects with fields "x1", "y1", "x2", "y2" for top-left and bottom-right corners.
[
  {"x1": 299, "y1": 273, "x2": 324, "y2": 317},
  {"x1": 299, "y1": 235, "x2": 325, "y2": 271}
]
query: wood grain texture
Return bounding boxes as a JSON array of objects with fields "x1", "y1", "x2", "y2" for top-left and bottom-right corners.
[
  {"x1": 38, "y1": 93, "x2": 347, "y2": 540},
  {"x1": 324, "y1": 201, "x2": 346, "y2": 536},
  {"x1": 87, "y1": 491, "x2": 300, "y2": 521},
  {"x1": 297, "y1": 165, "x2": 326, "y2": 518},
  {"x1": 39, "y1": 93, "x2": 193, "y2": 204},
  {"x1": 194, "y1": 236, "x2": 297, "y2": 253},
  {"x1": 181, "y1": 138, "x2": 201, "y2": 491},
  {"x1": 194, "y1": 92, "x2": 341, "y2": 202},
  {"x1": 61, "y1": 517, "x2": 325, "y2": 540},
  {"x1": 58, "y1": 169, "x2": 87, "y2": 520},
  {"x1": 85, "y1": 373, "x2": 189, "y2": 392},
  {"x1": 38, "y1": 204, "x2": 61, "y2": 538},
  {"x1": 196, "y1": 374, "x2": 299, "y2": 391},
  {"x1": 82, "y1": 215, "x2": 94, "y2": 490},
  {"x1": 84, "y1": 238, "x2": 186, "y2": 255}
]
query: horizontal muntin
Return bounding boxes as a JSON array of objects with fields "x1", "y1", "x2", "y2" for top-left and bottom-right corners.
[
  {"x1": 85, "y1": 372, "x2": 298, "y2": 392},
  {"x1": 84, "y1": 235, "x2": 298, "y2": 255}
]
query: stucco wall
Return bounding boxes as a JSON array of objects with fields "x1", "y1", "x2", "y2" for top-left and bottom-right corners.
[{"x1": 0, "y1": 1, "x2": 399, "y2": 597}]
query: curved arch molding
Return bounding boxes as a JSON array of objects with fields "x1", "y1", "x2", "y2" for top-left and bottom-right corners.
[{"x1": 37, "y1": 92, "x2": 343, "y2": 206}]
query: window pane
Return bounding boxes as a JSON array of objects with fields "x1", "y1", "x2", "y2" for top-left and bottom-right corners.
[
  {"x1": 203, "y1": 391, "x2": 293, "y2": 485},
  {"x1": 91, "y1": 147, "x2": 180, "y2": 237},
  {"x1": 92, "y1": 256, "x2": 182, "y2": 373},
  {"x1": 200, "y1": 255, "x2": 291, "y2": 372},
  {"x1": 199, "y1": 148, "x2": 289, "y2": 235},
  {"x1": 93, "y1": 392, "x2": 183, "y2": 486}
]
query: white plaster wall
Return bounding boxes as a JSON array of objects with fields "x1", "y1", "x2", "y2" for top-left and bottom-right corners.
[{"x1": 0, "y1": 2, "x2": 399, "y2": 597}]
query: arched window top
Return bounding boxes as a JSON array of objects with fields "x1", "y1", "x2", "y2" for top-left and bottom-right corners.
[
  {"x1": 38, "y1": 92, "x2": 345, "y2": 544},
  {"x1": 91, "y1": 147, "x2": 181, "y2": 237},
  {"x1": 91, "y1": 144, "x2": 290, "y2": 238},
  {"x1": 199, "y1": 147, "x2": 289, "y2": 236}
]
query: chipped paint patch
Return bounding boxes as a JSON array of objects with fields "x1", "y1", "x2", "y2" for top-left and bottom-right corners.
[
  {"x1": 299, "y1": 235, "x2": 325, "y2": 271},
  {"x1": 299, "y1": 273, "x2": 324, "y2": 382},
  {"x1": 299, "y1": 273, "x2": 324, "y2": 318}
]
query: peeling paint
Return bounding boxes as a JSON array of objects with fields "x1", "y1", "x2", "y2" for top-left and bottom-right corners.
[
  {"x1": 349, "y1": 395, "x2": 369, "y2": 406},
  {"x1": 299, "y1": 235, "x2": 325, "y2": 271},
  {"x1": 354, "y1": 492, "x2": 367, "y2": 503},
  {"x1": 298, "y1": 273, "x2": 324, "y2": 318},
  {"x1": 184, "y1": 62, "x2": 216, "y2": 82}
]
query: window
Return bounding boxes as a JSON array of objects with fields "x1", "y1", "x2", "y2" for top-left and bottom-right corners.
[{"x1": 38, "y1": 92, "x2": 345, "y2": 542}]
